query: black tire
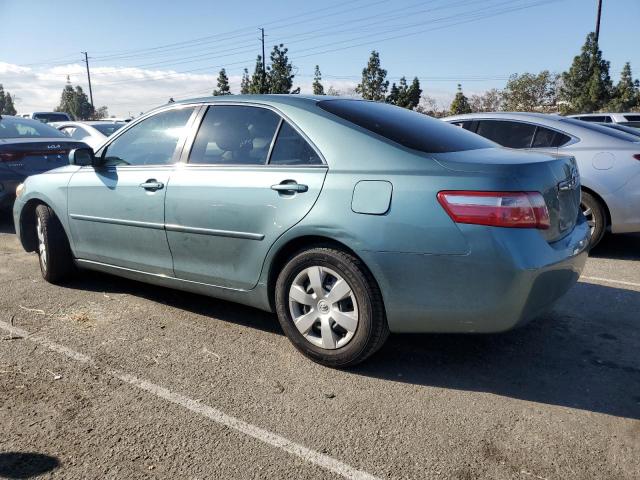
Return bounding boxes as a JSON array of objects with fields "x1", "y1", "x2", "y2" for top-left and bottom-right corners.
[
  {"x1": 581, "y1": 191, "x2": 606, "y2": 249},
  {"x1": 35, "y1": 204, "x2": 73, "y2": 283},
  {"x1": 275, "y1": 247, "x2": 389, "y2": 368}
]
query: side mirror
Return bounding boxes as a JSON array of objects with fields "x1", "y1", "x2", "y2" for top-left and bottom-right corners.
[{"x1": 69, "y1": 148, "x2": 97, "y2": 167}]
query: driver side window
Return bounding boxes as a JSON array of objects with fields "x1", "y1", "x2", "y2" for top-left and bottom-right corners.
[{"x1": 102, "y1": 107, "x2": 195, "y2": 166}]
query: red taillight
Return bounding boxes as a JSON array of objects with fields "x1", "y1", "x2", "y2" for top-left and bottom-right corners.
[
  {"x1": 633, "y1": 154, "x2": 640, "y2": 161},
  {"x1": 437, "y1": 191, "x2": 550, "y2": 230},
  {"x1": 0, "y1": 152, "x2": 19, "y2": 162}
]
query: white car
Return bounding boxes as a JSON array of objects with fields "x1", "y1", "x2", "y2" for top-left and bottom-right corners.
[
  {"x1": 443, "y1": 112, "x2": 640, "y2": 247},
  {"x1": 568, "y1": 113, "x2": 640, "y2": 128},
  {"x1": 51, "y1": 121, "x2": 125, "y2": 150}
]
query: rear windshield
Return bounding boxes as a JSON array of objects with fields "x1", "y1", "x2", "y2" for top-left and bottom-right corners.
[
  {"x1": 560, "y1": 117, "x2": 640, "y2": 142},
  {"x1": 0, "y1": 116, "x2": 67, "y2": 139},
  {"x1": 620, "y1": 121, "x2": 640, "y2": 128},
  {"x1": 92, "y1": 123, "x2": 124, "y2": 136},
  {"x1": 33, "y1": 113, "x2": 70, "y2": 123},
  {"x1": 317, "y1": 99, "x2": 494, "y2": 153}
]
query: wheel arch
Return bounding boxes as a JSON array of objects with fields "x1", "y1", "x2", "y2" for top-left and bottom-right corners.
[
  {"x1": 18, "y1": 198, "x2": 70, "y2": 252},
  {"x1": 266, "y1": 235, "x2": 385, "y2": 314}
]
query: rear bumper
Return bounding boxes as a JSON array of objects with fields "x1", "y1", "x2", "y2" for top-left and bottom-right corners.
[{"x1": 359, "y1": 216, "x2": 590, "y2": 333}]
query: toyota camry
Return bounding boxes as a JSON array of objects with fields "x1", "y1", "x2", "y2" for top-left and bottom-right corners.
[{"x1": 13, "y1": 96, "x2": 589, "y2": 367}]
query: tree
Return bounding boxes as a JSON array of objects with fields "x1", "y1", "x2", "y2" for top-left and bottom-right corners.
[
  {"x1": 312, "y1": 65, "x2": 324, "y2": 95},
  {"x1": 74, "y1": 86, "x2": 94, "y2": 120},
  {"x1": 449, "y1": 84, "x2": 472, "y2": 114},
  {"x1": 386, "y1": 77, "x2": 421, "y2": 110},
  {"x1": 469, "y1": 88, "x2": 503, "y2": 112},
  {"x1": 559, "y1": 32, "x2": 613, "y2": 113},
  {"x1": 268, "y1": 44, "x2": 295, "y2": 94},
  {"x1": 501, "y1": 71, "x2": 559, "y2": 112},
  {"x1": 0, "y1": 84, "x2": 17, "y2": 115},
  {"x1": 240, "y1": 68, "x2": 251, "y2": 94},
  {"x1": 326, "y1": 86, "x2": 340, "y2": 96},
  {"x1": 94, "y1": 106, "x2": 109, "y2": 119},
  {"x1": 416, "y1": 95, "x2": 447, "y2": 118},
  {"x1": 608, "y1": 62, "x2": 639, "y2": 111},
  {"x1": 249, "y1": 55, "x2": 268, "y2": 94},
  {"x1": 54, "y1": 77, "x2": 94, "y2": 120},
  {"x1": 213, "y1": 68, "x2": 231, "y2": 96},
  {"x1": 356, "y1": 50, "x2": 388, "y2": 101}
]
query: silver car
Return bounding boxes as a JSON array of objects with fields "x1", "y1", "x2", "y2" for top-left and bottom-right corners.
[
  {"x1": 51, "y1": 121, "x2": 125, "y2": 151},
  {"x1": 443, "y1": 112, "x2": 640, "y2": 246},
  {"x1": 568, "y1": 112, "x2": 640, "y2": 129}
]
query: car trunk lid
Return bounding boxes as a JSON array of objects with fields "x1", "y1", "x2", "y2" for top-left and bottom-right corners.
[
  {"x1": 0, "y1": 138, "x2": 87, "y2": 177},
  {"x1": 432, "y1": 147, "x2": 581, "y2": 243}
]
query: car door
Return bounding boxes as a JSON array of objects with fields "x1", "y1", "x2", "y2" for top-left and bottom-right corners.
[
  {"x1": 67, "y1": 105, "x2": 198, "y2": 274},
  {"x1": 165, "y1": 104, "x2": 327, "y2": 290}
]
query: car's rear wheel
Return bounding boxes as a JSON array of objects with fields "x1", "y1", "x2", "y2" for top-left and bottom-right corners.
[
  {"x1": 35, "y1": 204, "x2": 73, "y2": 283},
  {"x1": 275, "y1": 247, "x2": 388, "y2": 368},
  {"x1": 580, "y1": 191, "x2": 606, "y2": 249}
]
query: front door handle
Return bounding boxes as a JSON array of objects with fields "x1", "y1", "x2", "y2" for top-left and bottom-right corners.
[
  {"x1": 271, "y1": 182, "x2": 308, "y2": 193},
  {"x1": 140, "y1": 179, "x2": 164, "y2": 191}
]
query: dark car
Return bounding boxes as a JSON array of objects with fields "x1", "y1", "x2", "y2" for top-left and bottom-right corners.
[{"x1": 0, "y1": 115, "x2": 88, "y2": 211}]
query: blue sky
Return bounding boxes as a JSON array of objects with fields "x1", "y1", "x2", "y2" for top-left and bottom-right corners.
[{"x1": 1, "y1": 0, "x2": 638, "y2": 115}]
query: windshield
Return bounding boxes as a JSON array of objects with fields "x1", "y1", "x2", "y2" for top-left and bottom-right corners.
[
  {"x1": 33, "y1": 113, "x2": 70, "y2": 123},
  {"x1": 0, "y1": 116, "x2": 67, "y2": 139},
  {"x1": 92, "y1": 123, "x2": 125, "y2": 136},
  {"x1": 318, "y1": 99, "x2": 494, "y2": 153},
  {"x1": 560, "y1": 117, "x2": 640, "y2": 142}
]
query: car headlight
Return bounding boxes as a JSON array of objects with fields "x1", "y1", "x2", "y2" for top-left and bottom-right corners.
[{"x1": 16, "y1": 183, "x2": 25, "y2": 198}]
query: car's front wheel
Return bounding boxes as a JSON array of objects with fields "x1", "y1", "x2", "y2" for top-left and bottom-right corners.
[
  {"x1": 580, "y1": 191, "x2": 606, "y2": 249},
  {"x1": 35, "y1": 204, "x2": 73, "y2": 283},
  {"x1": 275, "y1": 247, "x2": 389, "y2": 368}
]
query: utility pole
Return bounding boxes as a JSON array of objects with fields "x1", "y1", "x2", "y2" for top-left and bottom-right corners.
[
  {"x1": 259, "y1": 27, "x2": 266, "y2": 93},
  {"x1": 594, "y1": 0, "x2": 603, "y2": 45},
  {"x1": 81, "y1": 51, "x2": 94, "y2": 108}
]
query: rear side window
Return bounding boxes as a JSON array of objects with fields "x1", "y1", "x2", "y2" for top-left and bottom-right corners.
[
  {"x1": 531, "y1": 127, "x2": 572, "y2": 148},
  {"x1": 269, "y1": 122, "x2": 322, "y2": 166},
  {"x1": 475, "y1": 120, "x2": 536, "y2": 148},
  {"x1": 623, "y1": 115, "x2": 640, "y2": 122},
  {"x1": 575, "y1": 115, "x2": 609, "y2": 123},
  {"x1": 33, "y1": 113, "x2": 70, "y2": 123},
  {"x1": 318, "y1": 99, "x2": 493, "y2": 153},
  {"x1": 0, "y1": 117, "x2": 66, "y2": 139},
  {"x1": 190, "y1": 106, "x2": 280, "y2": 165}
]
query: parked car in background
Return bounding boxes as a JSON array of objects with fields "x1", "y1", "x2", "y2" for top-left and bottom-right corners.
[
  {"x1": 0, "y1": 115, "x2": 87, "y2": 212},
  {"x1": 13, "y1": 96, "x2": 588, "y2": 367},
  {"x1": 596, "y1": 122, "x2": 640, "y2": 138},
  {"x1": 444, "y1": 112, "x2": 640, "y2": 247},
  {"x1": 20, "y1": 112, "x2": 71, "y2": 123},
  {"x1": 51, "y1": 121, "x2": 126, "y2": 150},
  {"x1": 569, "y1": 112, "x2": 640, "y2": 128}
]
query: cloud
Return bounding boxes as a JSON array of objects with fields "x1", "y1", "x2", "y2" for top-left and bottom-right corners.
[{"x1": 0, "y1": 62, "x2": 456, "y2": 116}]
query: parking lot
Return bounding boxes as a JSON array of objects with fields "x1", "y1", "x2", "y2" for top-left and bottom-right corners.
[{"x1": 0, "y1": 212, "x2": 638, "y2": 479}]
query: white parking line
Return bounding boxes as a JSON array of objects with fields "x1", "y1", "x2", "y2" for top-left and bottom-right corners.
[
  {"x1": 0, "y1": 320, "x2": 380, "y2": 480},
  {"x1": 580, "y1": 276, "x2": 640, "y2": 288}
]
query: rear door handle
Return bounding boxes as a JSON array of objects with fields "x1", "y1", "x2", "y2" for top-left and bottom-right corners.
[
  {"x1": 140, "y1": 179, "x2": 164, "y2": 191},
  {"x1": 271, "y1": 182, "x2": 308, "y2": 193}
]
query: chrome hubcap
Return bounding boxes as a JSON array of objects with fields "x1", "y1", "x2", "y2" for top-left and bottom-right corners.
[
  {"x1": 580, "y1": 202, "x2": 596, "y2": 236},
  {"x1": 288, "y1": 266, "x2": 359, "y2": 350},
  {"x1": 36, "y1": 216, "x2": 47, "y2": 271}
]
